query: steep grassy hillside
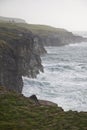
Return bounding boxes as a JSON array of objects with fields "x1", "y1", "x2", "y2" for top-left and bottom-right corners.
[
  {"x1": 0, "y1": 87, "x2": 87, "y2": 130},
  {"x1": 0, "y1": 22, "x2": 67, "y2": 37},
  {"x1": 17, "y1": 23, "x2": 67, "y2": 35},
  {"x1": 0, "y1": 22, "x2": 46, "y2": 54},
  {"x1": 0, "y1": 22, "x2": 29, "y2": 40},
  {"x1": 0, "y1": 22, "x2": 86, "y2": 46},
  {"x1": 16, "y1": 23, "x2": 87, "y2": 46}
]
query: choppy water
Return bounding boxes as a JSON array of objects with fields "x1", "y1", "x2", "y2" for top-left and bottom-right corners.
[{"x1": 22, "y1": 42, "x2": 87, "y2": 112}]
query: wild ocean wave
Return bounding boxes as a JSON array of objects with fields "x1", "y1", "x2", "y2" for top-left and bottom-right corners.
[{"x1": 22, "y1": 42, "x2": 87, "y2": 111}]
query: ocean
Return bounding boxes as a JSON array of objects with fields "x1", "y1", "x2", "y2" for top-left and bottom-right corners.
[{"x1": 22, "y1": 32, "x2": 87, "y2": 112}]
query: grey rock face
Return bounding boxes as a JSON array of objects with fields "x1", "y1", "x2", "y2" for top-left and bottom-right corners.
[
  {"x1": 33, "y1": 36, "x2": 47, "y2": 55},
  {"x1": 33, "y1": 30, "x2": 87, "y2": 46},
  {"x1": 8, "y1": 33, "x2": 44, "y2": 78},
  {"x1": 0, "y1": 40, "x2": 23, "y2": 93},
  {"x1": 41, "y1": 34, "x2": 85, "y2": 46}
]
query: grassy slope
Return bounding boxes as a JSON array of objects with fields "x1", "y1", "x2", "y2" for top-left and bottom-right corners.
[
  {"x1": 16, "y1": 23, "x2": 69, "y2": 36},
  {"x1": 17, "y1": 23, "x2": 67, "y2": 32},
  {"x1": 0, "y1": 22, "x2": 74, "y2": 46},
  {"x1": 0, "y1": 87, "x2": 87, "y2": 130},
  {"x1": 0, "y1": 23, "x2": 28, "y2": 39},
  {"x1": 0, "y1": 21, "x2": 66, "y2": 33}
]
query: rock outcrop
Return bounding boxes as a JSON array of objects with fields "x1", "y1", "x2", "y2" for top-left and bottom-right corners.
[
  {"x1": 29, "y1": 94, "x2": 57, "y2": 106},
  {"x1": 0, "y1": 23, "x2": 46, "y2": 92}
]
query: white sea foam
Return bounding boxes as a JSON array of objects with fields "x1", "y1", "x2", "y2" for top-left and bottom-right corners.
[
  {"x1": 68, "y1": 42, "x2": 87, "y2": 47},
  {"x1": 22, "y1": 41, "x2": 87, "y2": 112}
]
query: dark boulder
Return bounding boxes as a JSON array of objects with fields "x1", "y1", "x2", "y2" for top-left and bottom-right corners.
[{"x1": 29, "y1": 94, "x2": 40, "y2": 105}]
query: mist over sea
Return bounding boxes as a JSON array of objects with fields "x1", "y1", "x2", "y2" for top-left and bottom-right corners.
[{"x1": 22, "y1": 32, "x2": 87, "y2": 111}]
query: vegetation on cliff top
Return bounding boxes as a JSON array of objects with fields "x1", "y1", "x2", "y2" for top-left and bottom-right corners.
[
  {"x1": 0, "y1": 22, "x2": 28, "y2": 41},
  {"x1": 0, "y1": 22, "x2": 86, "y2": 47},
  {"x1": 0, "y1": 87, "x2": 87, "y2": 130},
  {"x1": 16, "y1": 23, "x2": 72, "y2": 37},
  {"x1": 0, "y1": 22, "x2": 72, "y2": 37},
  {"x1": 16, "y1": 23, "x2": 86, "y2": 46}
]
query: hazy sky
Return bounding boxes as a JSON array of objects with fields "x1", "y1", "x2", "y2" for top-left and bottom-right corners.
[{"x1": 0, "y1": 0, "x2": 87, "y2": 31}]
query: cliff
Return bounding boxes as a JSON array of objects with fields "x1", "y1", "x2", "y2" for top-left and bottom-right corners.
[
  {"x1": 0, "y1": 40, "x2": 23, "y2": 93},
  {"x1": 0, "y1": 22, "x2": 46, "y2": 92},
  {"x1": 17, "y1": 23, "x2": 87, "y2": 46},
  {"x1": 1, "y1": 16, "x2": 87, "y2": 46}
]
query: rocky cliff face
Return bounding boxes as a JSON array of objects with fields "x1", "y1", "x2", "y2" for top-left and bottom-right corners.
[
  {"x1": 36, "y1": 30, "x2": 87, "y2": 46},
  {"x1": 0, "y1": 23, "x2": 46, "y2": 92},
  {"x1": 11, "y1": 37, "x2": 44, "y2": 78},
  {"x1": 0, "y1": 40, "x2": 23, "y2": 93}
]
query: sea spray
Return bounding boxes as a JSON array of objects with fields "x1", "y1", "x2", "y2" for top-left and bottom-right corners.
[{"x1": 23, "y1": 42, "x2": 87, "y2": 111}]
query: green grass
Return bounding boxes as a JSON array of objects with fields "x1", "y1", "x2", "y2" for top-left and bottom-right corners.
[
  {"x1": 0, "y1": 22, "x2": 74, "y2": 48},
  {"x1": 0, "y1": 22, "x2": 28, "y2": 42},
  {"x1": 0, "y1": 22, "x2": 70, "y2": 37},
  {"x1": 17, "y1": 23, "x2": 67, "y2": 32},
  {"x1": 16, "y1": 23, "x2": 69, "y2": 36},
  {"x1": 0, "y1": 87, "x2": 87, "y2": 130}
]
